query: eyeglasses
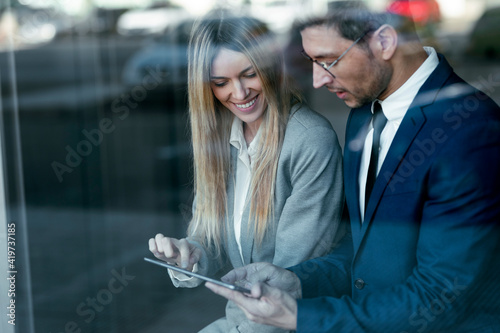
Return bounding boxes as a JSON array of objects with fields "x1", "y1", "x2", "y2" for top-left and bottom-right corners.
[{"x1": 301, "y1": 31, "x2": 369, "y2": 78}]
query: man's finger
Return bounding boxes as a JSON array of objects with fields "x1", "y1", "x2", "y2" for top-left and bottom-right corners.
[
  {"x1": 260, "y1": 282, "x2": 281, "y2": 302},
  {"x1": 206, "y1": 282, "x2": 264, "y2": 322},
  {"x1": 205, "y1": 282, "x2": 239, "y2": 301},
  {"x1": 206, "y1": 282, "x2": 260, "y2": 302},
  {"x1": 221, "y1": 266, "x2": 250, "y2": 284}
]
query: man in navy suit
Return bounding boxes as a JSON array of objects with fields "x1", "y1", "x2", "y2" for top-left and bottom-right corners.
[{"x1": 206, "y1": 8, "x2": 500, "y2": 332}]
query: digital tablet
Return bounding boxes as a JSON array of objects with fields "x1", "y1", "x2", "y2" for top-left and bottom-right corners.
[{"x1": 144, "y1": 257, "x2": 251, "y2": 294}]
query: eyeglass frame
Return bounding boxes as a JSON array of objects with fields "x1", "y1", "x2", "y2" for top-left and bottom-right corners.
[{"x1": 301, "y1": 30, "x2": 370, "y2": 78}]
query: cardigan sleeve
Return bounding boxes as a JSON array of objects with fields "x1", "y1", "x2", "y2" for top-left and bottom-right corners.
[
  {"x1": 272, "y1": 124, "x2": 344, "y2": 268},
  {"x1": 168, "y1": 197, "x2": 226, "y2": 288}
]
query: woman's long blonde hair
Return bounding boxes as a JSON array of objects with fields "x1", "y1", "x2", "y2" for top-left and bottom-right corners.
[{"x1": 187, "y1": 12, "x2": 301, "y2": 257}]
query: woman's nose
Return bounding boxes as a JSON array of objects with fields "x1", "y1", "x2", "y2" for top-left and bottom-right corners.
[{"x1": 232, "y1": 80, "x2": 248, "y2": 100}]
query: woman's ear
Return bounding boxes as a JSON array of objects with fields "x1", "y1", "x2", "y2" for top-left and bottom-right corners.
[{"x1": 372, "y1": 24, "x2": 398, "y2": 61}]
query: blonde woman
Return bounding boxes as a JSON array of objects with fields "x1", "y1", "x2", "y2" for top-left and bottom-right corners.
[{"x1": 148, "y1": 12, "x2": 344, "y2": 333}]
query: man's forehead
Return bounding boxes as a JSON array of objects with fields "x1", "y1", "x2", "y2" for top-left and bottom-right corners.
[
  {"x1": 301, "y1": 24, "x2": 339, "y2": 38},
  {"x1": 301, "y1": 25, "x2": 348, "y2": 56}
]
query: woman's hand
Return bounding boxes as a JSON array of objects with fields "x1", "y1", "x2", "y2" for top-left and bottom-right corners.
[{"x1": 148, "y1": 233, "x2": 201, "y2": 272}]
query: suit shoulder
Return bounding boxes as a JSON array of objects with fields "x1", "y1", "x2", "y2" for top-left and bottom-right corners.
[{"x1": 427, "y1": 79, "x2": 500, "y2": 128}]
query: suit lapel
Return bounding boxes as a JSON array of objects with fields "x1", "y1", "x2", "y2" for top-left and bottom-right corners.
[
  {"x1": 362, "y1": 106, "x2": 426, "y2": 228},
  {"x1": 344, "y1": 105, "x2": 372, "y2": 249}
]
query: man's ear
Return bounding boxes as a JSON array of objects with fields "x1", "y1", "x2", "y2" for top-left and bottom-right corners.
[{"x1": 372, "y1": 24, "x2": 398, "y2": 61}]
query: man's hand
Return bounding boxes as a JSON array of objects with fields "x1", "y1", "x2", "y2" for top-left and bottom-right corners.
[
  {"x1": 205, "y1": 263, "x2": 301, "y2": 330},
  {"x1": 221, "y1": 262, "x2": 302, "y2": 298}
]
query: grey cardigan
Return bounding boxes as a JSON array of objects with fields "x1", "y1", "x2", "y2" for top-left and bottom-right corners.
[{"x1": 173, "y1": 103, "x2": 344, "y2": 333}]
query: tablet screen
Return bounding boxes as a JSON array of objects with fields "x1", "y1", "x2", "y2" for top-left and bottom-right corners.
[{"x1": 144, "y1": 257, "x2": 251, "y2": 294}]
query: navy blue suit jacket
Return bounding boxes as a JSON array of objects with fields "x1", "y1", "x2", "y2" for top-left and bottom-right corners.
[{"x1": 289, "y1": 55, "x2": 500, "y2": 332}]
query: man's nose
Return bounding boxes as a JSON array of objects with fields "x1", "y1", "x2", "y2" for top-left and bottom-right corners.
[{"x1": 312, "y1": 64, "x2": 334, "y2": 89}]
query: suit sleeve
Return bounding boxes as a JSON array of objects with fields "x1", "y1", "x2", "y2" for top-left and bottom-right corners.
[
  {"x1": 272, "y1": 125, "x2": 344, "y2": 268},
  {"x1": 288, "y1": 226, "x2": 353, "y2": 299},
  {"x1": 294, "y1": 118, "x2": 500, "y2": 332}
]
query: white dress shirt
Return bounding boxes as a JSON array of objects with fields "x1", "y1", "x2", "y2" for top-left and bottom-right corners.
[{"x1": 358, "y1": 47, "x2": 439, "y2": 221}]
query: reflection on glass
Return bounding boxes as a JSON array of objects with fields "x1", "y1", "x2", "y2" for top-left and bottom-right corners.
[{"x1": 1, "y1": 0, "x2": 499, "y2": 332}]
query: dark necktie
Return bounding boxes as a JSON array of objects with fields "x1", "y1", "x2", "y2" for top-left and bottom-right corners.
[{"x1": 365, "y1": 101, "x2": 387, "y2": 212}]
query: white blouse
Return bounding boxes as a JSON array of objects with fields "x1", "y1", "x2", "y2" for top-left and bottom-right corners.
[{"x1": 229, "y1": 117, "x2": 261, "y2": 263}]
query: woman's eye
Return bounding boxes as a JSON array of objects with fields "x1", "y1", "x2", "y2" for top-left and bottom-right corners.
[
  {"x1": 212, "y1": 81, "x2": 227, "y2": 87},
  {"x1": 245, "y1": 72, "x2": 257, "y2": 78}
]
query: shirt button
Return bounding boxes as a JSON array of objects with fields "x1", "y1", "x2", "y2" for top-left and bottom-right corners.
[{"x1": 354, "y1": 278, "x2": 365, "y2": 290}]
